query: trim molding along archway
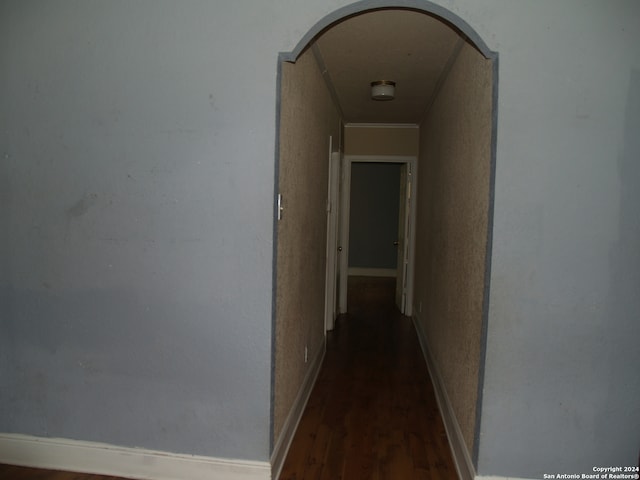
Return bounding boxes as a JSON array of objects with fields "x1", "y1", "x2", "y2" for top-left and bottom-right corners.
[
  {"x1": 272, "y1": 3, "x2": 498, "y2": 480},
  {"x1": 282, "y1": 0, "x2": 496, "y2": 63}
]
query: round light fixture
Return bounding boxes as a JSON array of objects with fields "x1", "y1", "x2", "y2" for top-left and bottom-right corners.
[{"x1": 371, "y1": 80, "x2": 396, "y2": 101}]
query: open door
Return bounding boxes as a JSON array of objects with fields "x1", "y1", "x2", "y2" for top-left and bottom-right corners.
[
  {"x1": 395, "y1": 163, "x2": 408, "y2": 312},
  {"x1": 338, "y1": 155, "x2": 417, "y2": 316},
  {"x1": 324, "y1": 150, "x2": 341, "y2": 331},
  {"x1": 395, "y1": 162, "x2": 415, "y2": 314},
  {"x1": 338, "y1": 154, "x2": 350, "y2": 315}
]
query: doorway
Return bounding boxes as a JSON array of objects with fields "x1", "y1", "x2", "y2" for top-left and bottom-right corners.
[
  {"x1": 273, "y1": 4, "x2": 497, "y2": 477},
  {"x1": 339, "y1": 154, "x2": 417, "y2": 316}
]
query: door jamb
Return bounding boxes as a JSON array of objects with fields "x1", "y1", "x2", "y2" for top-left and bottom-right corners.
[
  {"x1": 324, "y1": 148, "x2": 341, "y2": 331},
  {"x1": 338, "y1": 154, "x2": 418, "y2": 316}
]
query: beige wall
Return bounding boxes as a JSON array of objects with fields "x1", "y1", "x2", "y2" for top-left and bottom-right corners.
[
  {"x1": 345, "y1": 125, "x2": 418, "y2": 156},
  {"x1": 414, "y1": 42, "x2": 493, "y2": 455},
  {"x1": 274, "y1": 49, "x2": 341, "y2": 443}
]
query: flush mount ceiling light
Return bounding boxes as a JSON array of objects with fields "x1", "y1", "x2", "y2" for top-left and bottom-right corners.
[{"x1": 371, "y1": 80, "x2": 396, "y2": 101}]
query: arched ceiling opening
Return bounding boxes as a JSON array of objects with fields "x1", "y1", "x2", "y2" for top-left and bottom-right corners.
[{"x1": 312, "y1": 8, "x2": 467, "y2": 123}]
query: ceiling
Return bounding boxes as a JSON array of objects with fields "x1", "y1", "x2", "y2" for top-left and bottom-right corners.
[{"x1": 313, "y1": 9, "x2": 464, "y2": 124}]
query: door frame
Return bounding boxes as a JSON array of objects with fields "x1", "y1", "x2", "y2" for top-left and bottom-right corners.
[
  {"x1": 324, "y1": 148, "x2": 341, "y2": 331},
  {"x1": 338, "y1": 154, "x2": 418, "y2": 316}
]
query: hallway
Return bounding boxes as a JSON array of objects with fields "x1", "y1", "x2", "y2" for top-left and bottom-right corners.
[{"x1": 278, "y1": 276, "x2": 456, "y2": 479}]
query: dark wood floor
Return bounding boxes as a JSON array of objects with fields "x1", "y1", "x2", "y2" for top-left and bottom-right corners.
[
  {"x1": 278, "y1": 276, "x2": 456, "y2": 479},
  {"x1": 1, "y1": 277, "x2": 456, "y2": 480}
]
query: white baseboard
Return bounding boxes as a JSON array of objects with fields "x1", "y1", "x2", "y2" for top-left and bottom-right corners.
[
  {"x1": 0, "y1": 433, "x2": 271, "y2": 480},
  {"x1": 348, "y1": 267, "x2": 397, "y2": 277},
  {"x1": 270, "y1": 338, "x2": 326, "y2": 480},
  {"x1": 412, "y1": 316, "x2": 476, "y2": 480}
]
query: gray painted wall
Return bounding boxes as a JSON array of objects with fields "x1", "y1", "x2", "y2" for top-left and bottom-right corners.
[
  {"x1": 0, "y1": 1, "x2": 276, "y2": 460},
  {"x1": 1, "y1": 0, "x2": 639, "y2": 477},
  {"x1": 477, "y1": 2, "x2": 640, "y2": 476},
  {"x1": 349, "y1": 163, "x2": 401, "y2": 269}
]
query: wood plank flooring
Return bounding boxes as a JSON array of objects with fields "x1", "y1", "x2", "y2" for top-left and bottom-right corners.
[{"x1": 278, "y1": 276, "x2": 457, "y2": 479}]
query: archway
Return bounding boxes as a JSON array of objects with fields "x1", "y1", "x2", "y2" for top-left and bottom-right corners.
[{"x1": 272, "y1": 4, "x2": 497, "y2": 478}]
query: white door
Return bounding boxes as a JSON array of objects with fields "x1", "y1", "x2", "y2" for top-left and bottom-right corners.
[
  {"x1": 338, "y1": 154, "x2": 350, "y2": 315},
  {"x1": 395, "y1": 163, "x2": 413, "y2": 314},
  {"x1": 395, "y1": 164, "x2": 407, "y2": 312},
  {"x1": 324, "y1": 151, "x2": 341, "y2": 330}
]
